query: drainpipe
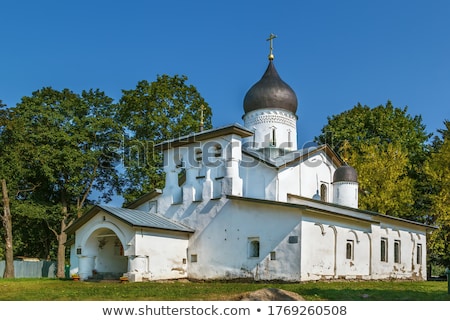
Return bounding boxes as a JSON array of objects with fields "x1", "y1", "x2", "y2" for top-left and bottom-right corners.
[
  {"x1": 364, "y1": 232, "x2": 372, "y2": 277},
  {"x1": 329, "y1": 225, "x2": 337, "y2": 278}
]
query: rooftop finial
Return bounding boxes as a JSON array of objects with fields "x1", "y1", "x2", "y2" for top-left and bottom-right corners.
[
  {"x1": 266, "y1": 33, "x2": 277, "y2": 60},
  {"x1": 340, "y1": 139, "x2": 352, "y2": 164}
]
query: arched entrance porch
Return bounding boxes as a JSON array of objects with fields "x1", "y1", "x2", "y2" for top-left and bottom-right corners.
[{"x1": 79, "y1": 227, "x2": 128, "y2": 280}]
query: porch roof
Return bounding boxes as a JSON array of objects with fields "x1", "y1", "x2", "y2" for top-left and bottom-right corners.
[{"x1": 65, "y1": 205, "x2": 195, "y2": 235}]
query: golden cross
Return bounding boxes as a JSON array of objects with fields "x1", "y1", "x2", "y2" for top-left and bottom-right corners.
[
  {"x1": 266, "y1": 33, "x2": 277, "y2": 60},
  {"x1": 200, "y1": 105, "x2": 204, "y2": 124},
  {"x1": 199, "y1": 104, "x2": 205, "y2": 131},
  {"x1": 340, "y1": 139, "x2": 351, "y2": 163}
]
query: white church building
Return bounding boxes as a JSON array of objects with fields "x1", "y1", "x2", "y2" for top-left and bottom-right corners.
[{"x1": 66, "y1": 43, "x2": 432, "y2": 282}]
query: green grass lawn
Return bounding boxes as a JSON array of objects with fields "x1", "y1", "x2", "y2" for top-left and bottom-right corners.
[{"x1": 0, "y1": 278, "x2": 448, "y2": 301}]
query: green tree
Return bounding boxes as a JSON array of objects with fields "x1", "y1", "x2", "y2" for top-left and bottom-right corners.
[
  {"x1": 0, "y1": 179, "x2": 14, "y2": 277},
  {"x1": 346, "y1": 142, "x2": 415, "y2": 217},
  {"x1": 315, "y1": 101, "x2": 431, "y2": 220},
  {"x1": 118, "y1": 74, "x2": 212, "y2": 203},
  {"x1": 0, "y1": 99, "x2": 47, "y2": 276},
  {"x1": 0, "y1": 99, "x2": 14, "y2": 276},
  {"x1": 5, "y1": 87, "x2": 123, "y2": 277},
  {"x1": 425, "y1": 120, "x2": 450, "y2": 267}
]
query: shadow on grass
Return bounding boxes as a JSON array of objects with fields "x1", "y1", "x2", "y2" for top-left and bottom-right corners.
[{"x1": 297, "y1": 287, "x2": 450, "y2": 301}]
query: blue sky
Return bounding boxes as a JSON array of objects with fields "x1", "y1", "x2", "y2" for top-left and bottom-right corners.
[{"x1": 1, "y1": 0, "x2": 449, "y2": 148}]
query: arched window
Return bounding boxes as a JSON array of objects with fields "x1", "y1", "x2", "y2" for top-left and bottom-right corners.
[
  {"x1": 416, "y1": 244, "x2": 422, "y2": 265},
  {"x1": 287, "y1": 130, "x2": 292, "y2": 148},
  {"x1": 346, "y1": 240, "x2": 354, "y2": 260},
  {"x1": 394, "y1": 240, "x2": 401, "y2": 263},
  {"x1": 248, "y1": 238, "x2": 260, "y2": 258},
  {"x1": 270, "y1": 127, "x2": 276, "y2": 146},
  {"x1": 320, "y1": 183, "x2": 328, "y2": 202},
  {"x1": 380, "y1": 238, "x2": 388, "y2": 262}
]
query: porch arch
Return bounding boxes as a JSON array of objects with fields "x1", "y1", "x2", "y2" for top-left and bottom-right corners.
[{"x1": 77, "y1": 221, "x2": 130, "y2": 279}]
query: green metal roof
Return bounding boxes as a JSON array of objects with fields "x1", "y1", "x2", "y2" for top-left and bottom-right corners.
[
  {"x1": 65, "y1": 205, "x2": 195, "y2": 235},
  {"x1": 98, "y1": 205, "x2": 194, "y2": 233}
]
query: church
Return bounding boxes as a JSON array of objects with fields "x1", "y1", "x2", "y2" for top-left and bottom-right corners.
[{"x1": 66, "y1": 37, "x2": 432, "y2": 282}]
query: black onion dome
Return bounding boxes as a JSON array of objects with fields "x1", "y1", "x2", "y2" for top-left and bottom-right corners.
[
  {"x1": 243, "y1": 60, "x2": 298, "y2": 114},
  {"x1": 333, "y1": 164, "x2": 358, "y2": 183}
]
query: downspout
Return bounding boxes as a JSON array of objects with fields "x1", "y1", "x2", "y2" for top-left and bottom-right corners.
[
  {"x1": 329, "y1": 225, "x2": 337, "y2": 278},
  {"x1": 365, "y1": 232, "x2": 372, "y2": 277}
]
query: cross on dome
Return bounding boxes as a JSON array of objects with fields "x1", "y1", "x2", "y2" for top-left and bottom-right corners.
[{"x1": 266, "y1": 33, "x2": 277, "y2": 60}]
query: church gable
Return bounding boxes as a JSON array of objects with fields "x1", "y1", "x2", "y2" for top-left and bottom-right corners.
[{"x1": 240, "y1": 144, "x2": 343, "y2": 203}]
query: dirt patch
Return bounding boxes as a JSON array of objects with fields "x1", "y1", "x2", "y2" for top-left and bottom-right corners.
[{"x1": 234, "y1": 288, "x2": 305, "y2": 301}]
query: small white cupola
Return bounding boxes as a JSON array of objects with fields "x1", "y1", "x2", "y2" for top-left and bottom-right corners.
[{"x1": 332, "y1": 164, "x2": 359, "y2": 208}]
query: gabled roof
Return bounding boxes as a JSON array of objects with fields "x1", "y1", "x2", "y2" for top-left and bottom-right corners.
[
  {"x1": 124, "y1": 189, "x2": 162, "y2": 209},
  {"x1": 286, "y1": 194, "x2": 436, "y2": 231},
  {"x1": 155, "y1": 123, "x2": 253, "y2": 150},
  {"x1": 65, "y1": 205, "x2": 194, "y2": 235},
  {"x1": 226, "y1": 194, "x2": 435, "y2": 232},
  {"x1": 242, "y1": 144, "x2": 343, "y2": 169}
]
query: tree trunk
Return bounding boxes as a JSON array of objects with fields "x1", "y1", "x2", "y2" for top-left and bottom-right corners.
[
  {"x1": 56, "y1": 201, "x2": 69, "y2": 279},
  {"x1": 1, "y1": 179, "x2": 15, "y2": 278}
]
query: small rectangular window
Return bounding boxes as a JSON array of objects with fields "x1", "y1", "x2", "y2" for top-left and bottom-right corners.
[
  {"x1": 381, "y1": 238, "x2": 388, "y2": 262},
  {"x1": 416, "y1": 244, "x2": 422, "y2": 265},
  {"x1": 270, "y1": 251, "x2": 276, "y2": 260},
  {"x1": 288, "y1": 236, "x2": 298, "y2": 244},
  {"x1": 190, "y1": 254, "x2": 198, "y2": 263},
  {"x1": 394, "y1": 240, "x2": 401, "y2": 263},
  {"x1": 346, "y1": 240, "x2": 354, "y2": 260}
]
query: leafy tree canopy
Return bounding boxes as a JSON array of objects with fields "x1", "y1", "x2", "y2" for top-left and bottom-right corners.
[
  {"x1": 9, "y1": 87, "x2": 123, "y2": 208},
  {"x1": 347, "y1": 142, "x2": 415, "y2": 217},
  {"x1": 315, "y1": 101, "x2": 431, "y2": 166},
  {"x1": 315, "y1": 101, "x2": 432, "y2": 221},
  {"x1": 425, "y1": 120, "x2": 450, "y2": 267},
  {"x1": 118, "y1": 74, "x2": 212, "y2": 202},
  {"x1": 2, "y1": 87, "x2": 123, "y2": 276}
]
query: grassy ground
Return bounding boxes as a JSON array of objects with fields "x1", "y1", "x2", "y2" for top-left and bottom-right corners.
[{"x1": 0, "y1": 278, "x2": 448, "y2": 301}]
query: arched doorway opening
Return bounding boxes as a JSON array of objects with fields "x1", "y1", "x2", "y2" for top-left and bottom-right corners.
[{"x1": 84, "y1": 227, "x2": 128, "y2": 280}]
